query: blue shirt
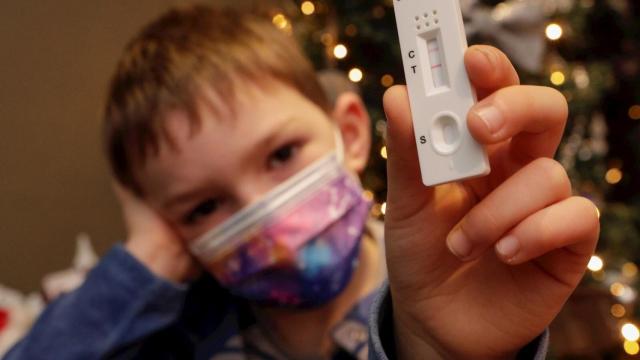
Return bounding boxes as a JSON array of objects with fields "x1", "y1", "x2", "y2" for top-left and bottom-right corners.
[{"x1": 4, "y1": 245, "x2": 548, "y2": 359}]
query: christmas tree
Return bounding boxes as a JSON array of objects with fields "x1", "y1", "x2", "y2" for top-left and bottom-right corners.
[{"x1": 266, "y1": 0, "x2": 639, "y2": 357}]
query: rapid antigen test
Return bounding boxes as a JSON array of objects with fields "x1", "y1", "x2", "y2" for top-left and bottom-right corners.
[{"x1": 392, "y1": 0, "x2": 490, "y2": 186}]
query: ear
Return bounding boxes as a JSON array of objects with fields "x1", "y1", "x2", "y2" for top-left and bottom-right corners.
[{"x1": 332, "y1": 92, "x2": 372, "y2": 174}]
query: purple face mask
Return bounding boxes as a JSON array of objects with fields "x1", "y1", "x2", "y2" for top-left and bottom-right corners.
[{"x1": 190, "y1": 153, "x2": 372, "y2": 308}]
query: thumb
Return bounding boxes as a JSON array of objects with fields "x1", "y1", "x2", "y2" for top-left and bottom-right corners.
[{"x1": 383, "y1": 86, "x2": 434, "y2": 222}]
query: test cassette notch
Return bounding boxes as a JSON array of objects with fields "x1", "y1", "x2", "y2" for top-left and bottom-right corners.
[{"x1": 392, "y1": 0, "x2": 490, "y2": 186}]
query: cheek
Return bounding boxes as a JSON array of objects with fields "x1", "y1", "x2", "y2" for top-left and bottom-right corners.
[{"x1": 174, "y1": 215, "x2": 227, "y2": 245}]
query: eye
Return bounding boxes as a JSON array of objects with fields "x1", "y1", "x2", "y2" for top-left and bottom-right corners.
[
  {"x1": 267, "y1": 143, "x2": 299, "y2": 170},
  {"x1": 183, "y1": 198, "x2": 219, "y2": 225}
]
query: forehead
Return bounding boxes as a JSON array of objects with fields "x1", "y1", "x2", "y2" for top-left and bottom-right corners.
[{"x1": 168, "y1": 79, "x2": 332, "y2": 148}]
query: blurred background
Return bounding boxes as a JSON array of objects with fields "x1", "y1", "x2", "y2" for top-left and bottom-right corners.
[{"x1": 1, "y1": 0, "x2": 639, "y2": 358}]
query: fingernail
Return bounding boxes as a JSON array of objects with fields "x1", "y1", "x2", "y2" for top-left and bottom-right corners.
[
  {"x1": 447, "y1": 229, "x2": 473, "y2": 260},
  {"x1": 496, "y1": 235, "x2": 520, "y2": 262},
  {"x1": 473, "y1": 105, "x2": 504, "y2": 135}
]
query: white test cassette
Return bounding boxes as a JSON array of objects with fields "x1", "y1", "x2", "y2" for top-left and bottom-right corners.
[{"x1": 392, "y1": 0, "x2": 491, "y2": 186}]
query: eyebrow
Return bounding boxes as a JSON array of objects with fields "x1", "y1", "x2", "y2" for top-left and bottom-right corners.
[
  {"x1": 239, "y1": 116, "x2": 302, "y2": 165},
  {"x1": 161, "y1": 115, "x2": 302, "y2": 211}
]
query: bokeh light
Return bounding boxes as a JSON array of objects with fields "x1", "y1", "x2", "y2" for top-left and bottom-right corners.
[
  {"x1": 622, "y1": 323, "x2": 640, "y2": 342},
  {"x1": 380, "y1": 146, "x2": 388, "y2": 159},
  {"x1": 550, "y1": 71, "x2": 566, "y2": 86},
  {"x1": 301, "y1": 1, "x2": 315, "y2": 15},
  {"x1": 611, "y1": 282, "x2": 626, "y2": 297},
  {"x1": 587, "y1": 255, "x2": 603, "y2": 272},
  {"x1": 629, "y1": 105, "x2": 640, "y2": 120},
  {"x1": 623, "y1": 262, "x2": 638, "y2": 278},
  {"x1": 611, "y1": 304, "x2": 626, "y2": 318},
  {"x1": 333, "y1": 44, "x2": 348, "y2": 59},
  {"x1": 605, "y1": 168, "x2": 623, "y2": 184},
  {"x1": 272, "y1": 14, "x2": 288, "y2": 29},
  {"x1": 546, "y1": 23, "x2": 563, "y2": 40},
  {"x1": 349, "y1": 68, "x2": 363, "y2": 82},
  {"x1": 381, "y1": 74, "x2": 395, "y2": 88},
  {"x1": 624, "y1": 340, "x2": 640, "y2": 355}
]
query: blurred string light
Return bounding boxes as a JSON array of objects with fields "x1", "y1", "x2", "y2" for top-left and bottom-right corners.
[
  {"x1": 371, "y1": 204, "x2": 382, "y2": 217},
  {"x1": 609, "y1": 282, "x2": 637, "y2": 304},
  {"x1": 611, "y1": 282, "x2": 626, "y2": 297},
  {"x1": 619, "y1": 286, "x2": 637, "y2": 304},
  {"x1": 363, "y1": 190, "x2": 374, "y2": 202},
  {"x1": 624, "y1": 340, "x2": 640, "y2": 355},
  {"x1": 381, "y1": 74, "x2": 395, "y2": 88},
  {"x1": 572, "y1": 66, "x2": 590, "y2": 89},
  {"x1": 605, "y1": 168, "x2": 623, "y2": 184},
  {"x1": 623, "y1": 262, "x2": 638, "y2": 278},
  {"x1": 629, "y1": 105, "x2": 640, "y2": 120},
  {"x1": 272, "y1": 13, "x2": 287, "y2": 28},
  {"x1": 622, "y1": 323, "x2": 640, "y2": 342},
  {"x1": 611, "y1": 304, "x2": 626, "y2": 318},
  {"x1": 545, "y1": 23, "x2": 563, "y2": 41},
  {"x1": 300, "y1": 1, "x2": 315, "y2": 16},
  {"x1": 349, "y1": 68, "x2": 363, "y2": 83},
  {"x1": 550, "y1": 71, "x2": 566, "y2": 86},
  {"x1": 587, "y1": 255, "x2": 604, "y2": 272},
  {"x1": 333, "y1": 44, "x2": 348, "y2": 59},
  {"x1": 345, "y1": 24, "x2": 358, "y2": 37},
  {"x1": 380, "y1": 146, "x2": 388, "y2": 159},
  {"x1": 381, "y1": 202, "x2": 387, "y2": 215},
  {"x1": 272, "y1": 13, "x2": 292, "y2": 34}
]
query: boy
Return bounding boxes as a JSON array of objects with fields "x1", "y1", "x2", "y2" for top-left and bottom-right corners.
[{"x1": 5, "y1": 4, "x2": 599, "y2": 360}]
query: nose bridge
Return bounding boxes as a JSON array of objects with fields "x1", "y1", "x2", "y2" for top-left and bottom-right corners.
[{"x1": 233, "y1": 175, "x2": 271, "y2": 210}]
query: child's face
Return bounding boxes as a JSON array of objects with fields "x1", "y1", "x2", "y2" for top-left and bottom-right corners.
[{"x1": 135, "y1": 80, "x2": 365, "y2": 242}]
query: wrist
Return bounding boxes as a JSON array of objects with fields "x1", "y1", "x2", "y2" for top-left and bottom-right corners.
[
  {"x1": 391, "y1": 302, "x2": 516, "y2": 360},
  {"x1": 392, "y1": 303, "x2": 445, "y2": 360}
]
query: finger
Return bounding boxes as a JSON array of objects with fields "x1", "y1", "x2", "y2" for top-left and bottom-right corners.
[
  {"x1": 465, "y1": 45, "x2": 520, "y2": 100},
  {"x1": 447, "y1": 158, "x2": 571, "y2": 261},
  {"x1": 383, "y1": 85, "x2": 433, "y2": 221},
  {"x1": 467, "y1": 85, "x2": 568, "y2": 161},
  {"x1": 494, "y1": 196, "x2": 600, "y2": 269}
]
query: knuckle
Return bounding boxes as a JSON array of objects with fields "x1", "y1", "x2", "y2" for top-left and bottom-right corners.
[
  {"x1": 491, "y1": 86, "x2": 523, "y2": 113},
  {"x1": 462, "y1": 204, "x2": 501, "y2": 245},
  {"x1": 546, "y1": 87, "x2": 569, "y2": 120},
  {"x1": 573, "y1": 196, "x2": 601, "y2": 232},
  {"x1": 532, "y1": 158, "x2": 571, "y2": 197},
  {"x1": 568, "y1": 196, "x2": 601, "y2": 254}
]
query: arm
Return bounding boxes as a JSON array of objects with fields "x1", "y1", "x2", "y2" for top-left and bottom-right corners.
[
  {"x1": 5, "y1": 184, "x2": 201, "y2": 360},
  {"x1": 4, "y1": 245, "x2": 187, "y2": 360}
]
